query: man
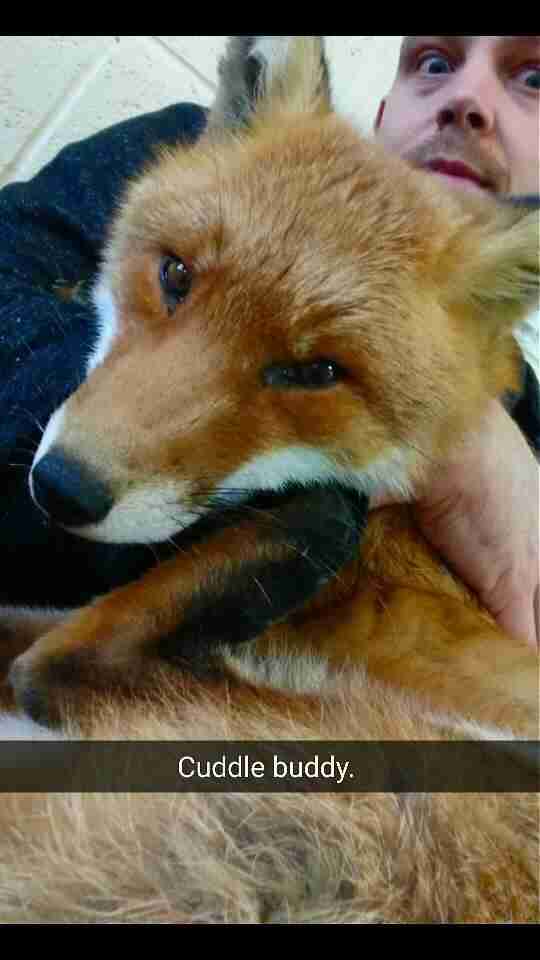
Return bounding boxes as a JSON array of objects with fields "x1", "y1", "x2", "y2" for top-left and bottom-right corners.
[
  {"x1": 372, "y1": 37, "x2": 539, "y2": 650},
  {"x1": 0, "y1": 36, "x2": 538, "y2": 646}
]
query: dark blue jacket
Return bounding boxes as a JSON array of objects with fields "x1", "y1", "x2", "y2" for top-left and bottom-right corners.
[{"x1": 0, "y1": 103, "x2": 538, "y2": 607}]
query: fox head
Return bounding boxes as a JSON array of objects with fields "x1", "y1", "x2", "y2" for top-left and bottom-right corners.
[{"x1": 31, "y1": 36, "x2": 539, "y2": 545}]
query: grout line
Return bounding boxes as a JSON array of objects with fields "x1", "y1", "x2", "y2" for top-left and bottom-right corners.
[
  {"x1": 148, "y1": 36, "x2": 217, "y2": 93},
  {"x1": 0, "y1": 39, "x2": 117, "y2": 186}
]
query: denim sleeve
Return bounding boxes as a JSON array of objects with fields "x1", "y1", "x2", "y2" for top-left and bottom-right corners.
[
  {"x1": 0, "y1": 103, "x2": 207, "y2": 606},
  {"x1": 0, "y1": 102, "x2": 207, "y2": 466}
]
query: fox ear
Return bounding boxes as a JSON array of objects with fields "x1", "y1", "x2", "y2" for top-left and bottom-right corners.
[
  {"x1": 208, "y1": 36, "x2": 332, "y2": 133},
  {"x1": 446, "y1": 196, "x2": 539, "y2": 330}
]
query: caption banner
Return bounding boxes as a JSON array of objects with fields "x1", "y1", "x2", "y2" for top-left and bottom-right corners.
[{"x1": 1, "y1": 740, "x2": 538, "y2": 793}]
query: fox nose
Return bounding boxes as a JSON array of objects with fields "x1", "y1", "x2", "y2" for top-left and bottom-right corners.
[{"x1": 31, "y1": 449, "x2": 113, "y2": 528}]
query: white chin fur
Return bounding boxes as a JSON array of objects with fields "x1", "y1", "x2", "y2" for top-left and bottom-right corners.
[
  {"x1": 65, "y1": 444, "x2": 412, "y2": 546},
  {"x1": 30, "y1": 418, "x2": 412, "y2": 547},
  {"x1": 66, "y1": 482, "x2": 199, "y2": 545},
  {"x1": 219, "y1": 444, "x2": 413, "y2": 504}
]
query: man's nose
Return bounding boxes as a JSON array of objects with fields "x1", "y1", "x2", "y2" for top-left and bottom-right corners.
[
  {"x1": 437, "y1": 95, "x2": 494, "y2": 135},
  {"x1": 436, "y1": 48, "x2": 499, "y2": 137}
]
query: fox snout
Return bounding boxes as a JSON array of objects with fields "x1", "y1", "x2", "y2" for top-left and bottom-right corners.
[{"x1": 31, "y1": 449, "x2": 114, "y2": 529}]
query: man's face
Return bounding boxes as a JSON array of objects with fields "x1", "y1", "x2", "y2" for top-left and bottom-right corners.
[{"x1": 374, "y1": 37, "x2": 539, "y2": 197}]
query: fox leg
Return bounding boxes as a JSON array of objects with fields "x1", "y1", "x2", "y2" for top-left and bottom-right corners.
[
  {"x1": 0, "y1": 607, "x2": 71, "y2": 711},
  {"x1": 365, "y1": 588, "x2": 540, "y2": 738},
  {"x1": 284, "y1": 585, "x2": 539, "y2": 738},
  {"x1": 7, "y1": 486, "x2": 367, "y2": 727}
]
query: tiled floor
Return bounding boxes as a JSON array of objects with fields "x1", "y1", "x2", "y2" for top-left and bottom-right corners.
[{"x1": 0, "y1": 36, "x2": 403, "y2": 185}]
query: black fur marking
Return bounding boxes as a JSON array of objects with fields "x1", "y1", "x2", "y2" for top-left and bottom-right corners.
[
  {"x1": 153, "y1": 483, "x2": 364, "y2": 558},
  {"x1": 213, "y1": 36, "x2": 331, "y2": 131},
  {"x1": 8, "y1": 658, "x2": 57, "y2": 727},
  {"x1": 317, "y1": 43, "x2": 332, "y2": 103},
  {"x1": 230, "y1": 36, "x2": 258, "y2": 57},
  {"x1": 245, "y1": 54, "x2": 263, "y2": 102},
  {"x1": 156, "y1": 484, "x2": 369, "y2": 666},
  {"x1": 510, "y1": 362, "x2": 540, "y2": 459},
  {"x1": 213, "y1": 36, "x2": 263, "y2": 129},
  {"x1": 17, "y1": 686, "x2": 50, "y2": 727},
  {"x1": 159, "y1": 556, "x2": 332, "y2": 667}
]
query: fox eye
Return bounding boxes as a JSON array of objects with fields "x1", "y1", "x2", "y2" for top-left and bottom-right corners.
[
  {"x1": 160, "y1": 256, "x2": 192, "y2": 312},
  {"x1": 262, "y1": 360, "x2": 346, "y2": 390}
]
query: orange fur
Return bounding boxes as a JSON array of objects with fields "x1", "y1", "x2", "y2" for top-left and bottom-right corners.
[{"x1": 6, "y1": 106, "x2": 538, "y2": 731}]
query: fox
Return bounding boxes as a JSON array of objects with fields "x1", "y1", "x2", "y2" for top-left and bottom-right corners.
[{"x1": 0, "y1": 36, "x2": 538, "y2": 923}]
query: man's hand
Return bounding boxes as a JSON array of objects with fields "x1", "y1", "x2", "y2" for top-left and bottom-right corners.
[{"x1": 372, "y1": 400, "x2": 539, "y2": 650}]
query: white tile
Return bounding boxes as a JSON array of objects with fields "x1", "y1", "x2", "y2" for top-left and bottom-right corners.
[
  {"x1": 325, "y1": 36, "x2": 404, "y2": 134},
  {"x1": 10, "y1": 36, "x2": 215, "y2": 182},
  {"x1": 155, "y1": 36, "x2": 227, "y2": 86},
  {"x1": 0, "y1": 36, "x2": 115, "y2": 180}
]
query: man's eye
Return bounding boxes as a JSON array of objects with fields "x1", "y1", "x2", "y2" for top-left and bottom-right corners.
[
  {"x1": 262, "y1": 360, "x2": 346, "y2": 390},
  {"x1": 160, "y1": 256, "x2": 193, "y2": 312},
  {"x1": 417, "y1": 53, "x2": 453, "y2": 76},
  {"x1": 519, "y1": 66, "x2": 540, "y2": 91}
]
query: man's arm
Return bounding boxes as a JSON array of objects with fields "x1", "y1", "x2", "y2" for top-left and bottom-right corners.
[{"x1": 414, "y1": 398, "x2": 539, "y2": 650}]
